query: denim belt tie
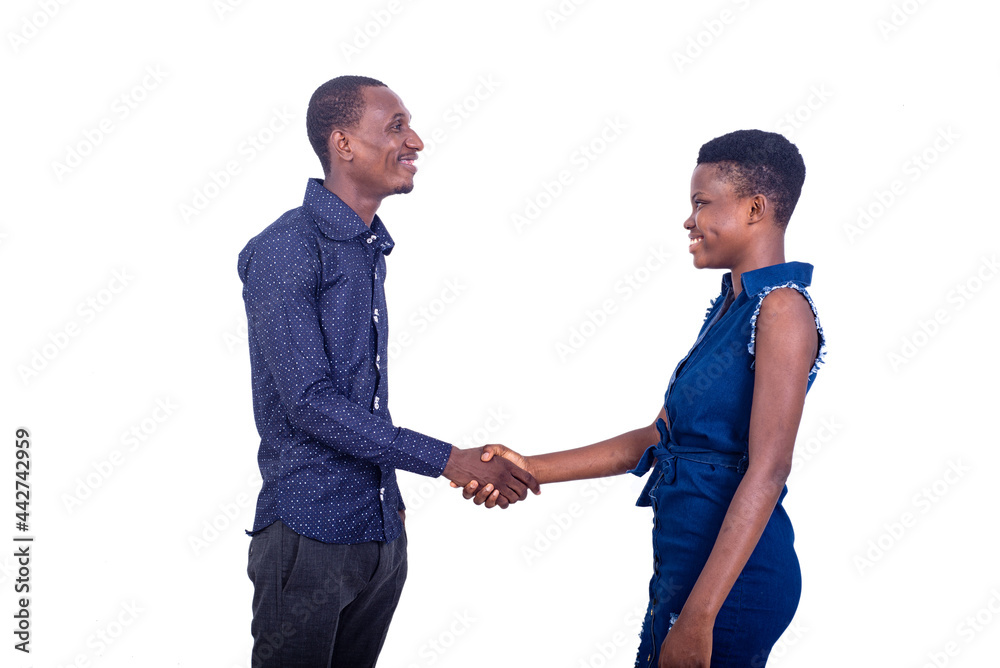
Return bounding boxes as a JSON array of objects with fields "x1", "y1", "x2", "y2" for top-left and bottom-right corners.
[{"x1": 629, "y1": 418, "x2": 749, "y2": 507}]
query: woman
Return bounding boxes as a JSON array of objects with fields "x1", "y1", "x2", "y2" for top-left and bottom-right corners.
[{"x1": 456, "y1": 129, "x2": 825, "y2": 667}]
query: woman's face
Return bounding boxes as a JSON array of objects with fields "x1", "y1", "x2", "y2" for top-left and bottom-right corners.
[{"x1": 684, "y1": 163, "x2": 753, "y2": 270}]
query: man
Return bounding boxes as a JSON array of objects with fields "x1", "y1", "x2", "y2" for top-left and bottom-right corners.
[{"x1": 238, "y1": 75, "x2": 538, "y2": 667}]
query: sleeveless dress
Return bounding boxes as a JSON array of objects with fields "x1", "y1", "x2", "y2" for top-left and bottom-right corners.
[{"x1": 631, "y1": 261, "x2": 825, "y2": 667}]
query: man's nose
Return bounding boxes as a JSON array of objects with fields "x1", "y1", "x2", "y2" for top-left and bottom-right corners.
[{"x1": 406, "y1": 129, "x2": 424, "y2": 152}]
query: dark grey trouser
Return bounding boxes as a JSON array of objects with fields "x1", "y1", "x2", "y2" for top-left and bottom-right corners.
[{"x1": 247, "y1": 520, "x2": 407, "y2": 667}]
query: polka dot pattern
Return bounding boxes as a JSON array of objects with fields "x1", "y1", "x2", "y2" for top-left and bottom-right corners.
[{"x1": 238, "y1": 179, "x2": 452, "y2": 544}]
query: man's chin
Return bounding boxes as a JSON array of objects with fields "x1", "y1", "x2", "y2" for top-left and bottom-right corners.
[{"x1": 392, "y1": 182, "x2": 414, "y2": 195}]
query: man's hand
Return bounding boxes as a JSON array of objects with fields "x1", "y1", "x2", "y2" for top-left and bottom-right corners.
[
  {"x1": 449, "y1": 444, "x2": 538, "y2": 508},
  {"x1": 442, "y1": 446, "x2": 540, "y2": 509}
]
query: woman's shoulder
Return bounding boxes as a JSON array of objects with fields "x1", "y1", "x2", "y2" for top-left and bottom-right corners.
[{"x1": 747, "y1": 275, "x2": 827, "y2": 379}]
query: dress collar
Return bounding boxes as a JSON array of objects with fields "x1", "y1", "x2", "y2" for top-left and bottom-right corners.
[{"x1": 722, "y1": 261, "x2": 814, "y2": 297}]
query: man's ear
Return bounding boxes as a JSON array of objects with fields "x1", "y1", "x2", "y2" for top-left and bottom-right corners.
[{"x1": 329, "y1": 129, "x2": 353, "y2": 163}]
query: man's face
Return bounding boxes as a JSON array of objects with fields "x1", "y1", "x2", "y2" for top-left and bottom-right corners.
[{"x1": 345, "y1": 86, "x2": 424, "y2": 198}]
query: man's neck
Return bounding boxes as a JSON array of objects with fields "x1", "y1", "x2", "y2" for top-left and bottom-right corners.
[{"x1": 322, "y1": 177, "x2": 380, "y2": 228}]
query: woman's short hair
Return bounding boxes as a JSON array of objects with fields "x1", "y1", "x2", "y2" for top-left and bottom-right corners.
[{"x1": 697, "y1": 130, "x2": 806, "y2": 228}]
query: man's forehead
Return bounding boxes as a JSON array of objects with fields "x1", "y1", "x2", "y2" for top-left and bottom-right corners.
[{"x1": 362, "y1": 86, "x2": 410, "y2": 120}]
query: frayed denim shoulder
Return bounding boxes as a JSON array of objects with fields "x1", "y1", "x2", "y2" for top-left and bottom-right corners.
[
  {"x1": 748, "y1": 281, "x2": 827, "y2": 378},
  {"x1": 703, "y1": 295, "x2": 720, "y2": 323}
]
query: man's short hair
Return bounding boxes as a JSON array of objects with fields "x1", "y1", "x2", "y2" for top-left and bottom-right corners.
[
  {"x1": 307, "y1": 75, "x2": 387, "y2": 174},
  {"x1": 696, "y1": 130, "x2": 806, "y2": 228}
]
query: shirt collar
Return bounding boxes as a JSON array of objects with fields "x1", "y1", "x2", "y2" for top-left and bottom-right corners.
[
  {"x1": 302, "y1": 178, "x2": 396, "y2": 254},
  {"x1": 724, "y1": 261, "x2": 814, "y2": 297}
]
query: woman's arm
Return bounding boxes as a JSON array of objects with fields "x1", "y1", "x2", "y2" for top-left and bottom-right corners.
[
  {"x1": 659, "y1": 288, "x2": 819, "y2": 667},
  {"x1": 530, "y1": 404, "x2": 666, "y2": 483},
  {"x1": 457, "y1": 405, "x2": 666, "y2": 505}
]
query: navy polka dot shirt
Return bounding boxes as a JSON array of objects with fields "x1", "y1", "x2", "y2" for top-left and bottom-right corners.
[{"x1": 238, "y1": 179, "x2": 452, "y2": 544}]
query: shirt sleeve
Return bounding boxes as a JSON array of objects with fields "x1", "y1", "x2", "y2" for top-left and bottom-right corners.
[{"x1": 241, "y1": 229, "x2": 452, "y2": 477}]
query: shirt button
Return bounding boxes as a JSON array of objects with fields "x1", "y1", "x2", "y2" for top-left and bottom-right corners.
[
  {"x1": 374, "y1": 396, "x2": 380, "y2": 410},
  {"x1": 380, "y1": 487, "x2": 385, "y2": 501},
  {"x1": 367, "y1": 235, "x2": 377, "y2": 244}
]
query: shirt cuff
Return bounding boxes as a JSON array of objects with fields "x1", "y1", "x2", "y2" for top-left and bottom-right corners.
[{"x1": 390, "y1": 427, "x2": 453, "y2": 478}]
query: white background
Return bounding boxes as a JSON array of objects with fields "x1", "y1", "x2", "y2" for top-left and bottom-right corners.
[{"x1": 3, "y1": 0, "x2": 999, "y2": 666}]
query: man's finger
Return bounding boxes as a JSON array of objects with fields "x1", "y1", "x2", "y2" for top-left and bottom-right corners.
[
  {"x1": 474, "y1": 483, "x2": 494, "y2": 505},
  {"x1": 474, "y1": 485, "x2": 494, "y2": 505},
  {"x1": 499, "y1": 462, "x2": 529, "y2": 499},
  {"x1": 511, "y1": 466, "x2": 541, "y2": 495},
  {"x1": 503, "y1": 475, "x2": 528, "y2": 502}
]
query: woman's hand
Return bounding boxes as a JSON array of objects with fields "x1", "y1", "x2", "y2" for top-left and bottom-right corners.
[
  {"x1": 658, "y1": 612, "x2": 713, "y2": 668},
  {"x1": 450, "y1": 444, "x2": 535, "y2": 508}
]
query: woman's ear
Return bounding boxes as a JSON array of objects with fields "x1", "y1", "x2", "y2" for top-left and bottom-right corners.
[{"x1": 747, "y1": 194, "x2": 768, "y2": 224}]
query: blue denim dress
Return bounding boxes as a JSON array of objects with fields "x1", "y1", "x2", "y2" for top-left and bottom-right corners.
[{"x1": 631, "y1": 262, "x2": 825, "y2": 667}]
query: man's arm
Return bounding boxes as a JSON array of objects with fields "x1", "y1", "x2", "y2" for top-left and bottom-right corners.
[
  {"x1": 243, "y1": 231, "x2": 448, "y2": 475},
  {"x1": 242, "y1": 231, "x2": 537, "y2": 502}
]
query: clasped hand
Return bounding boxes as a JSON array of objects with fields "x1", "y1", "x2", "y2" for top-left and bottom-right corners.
[{"x1": 447, "y1": 444, "x2": 536, "y2": 508}]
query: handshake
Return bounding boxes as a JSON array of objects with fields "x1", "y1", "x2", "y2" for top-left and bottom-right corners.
[{"x1": 442, "y1": 444, "x2": 538, "y2": 509}]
